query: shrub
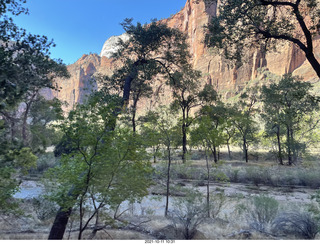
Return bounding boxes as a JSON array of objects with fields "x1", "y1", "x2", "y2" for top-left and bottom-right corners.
[
  {"x1": 31, "y1": 196, "x2": 59, "y2": 221},
  {"x1": 297, "y1": 170, "x2": 320, "y2": 188},
  {"x1": 246, "y1": 195, "x2": 279, "y2": 232},
  {"x1": 168, "y1": 190, "x2": 207, "y2": 239},
  {"x1": 29, "y1": 152, "x2": 58, "y2": 175},
  {"x1": 273, "y1": 212, "x2": 319, "y2": 239},
  {"x1": 209, "y1": 192, "x2": 228, "y2": 219},
  {"x1": 227, "y1": 167, "x2": 240, "y2": 183},
  {"x1": 244, "y1": 167, "x2": 272, "y2": 186}
]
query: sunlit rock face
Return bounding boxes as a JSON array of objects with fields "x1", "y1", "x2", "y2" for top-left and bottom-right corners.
[
  {"x1": 100, "y1": 33, "x2": 130, "y2": 59},
  {"x1": 52, "y1": 0, "x2": 320, "y2": 111}
]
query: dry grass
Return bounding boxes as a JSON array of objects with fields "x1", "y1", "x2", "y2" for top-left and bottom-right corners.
[{"x1": 2, "y1": 148, "x2": 320, "y2": 240}]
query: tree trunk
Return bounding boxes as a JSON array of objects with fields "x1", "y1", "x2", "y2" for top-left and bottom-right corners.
[
  {"x1": 276, "y1": 125, "x2": 283, "y2": 165},
  {"x1": 165, "y1": 144, "x2": 171, "y2": 217},
  {"x1": 227, "y1": 140, "x2": 231, "y2": 160},
  {"x1": 22, "y1": 92, "x2": 37, "y2": 146},
  {"x1": 131, "y1": 95, "x2": 139, "y2": 133},
  {"x1": 132, "y1": 108, "x2": 137, "y2": 133},
  {"x1": 48, "y1": 207, "x2": 72, "y2": 240},
  {"x1": 286, "y1": 125, "x2": 293, "y2": 166},
  {"x1": 153, "y1": 147, "x2": 157, "y2": 164},
  {"x1": 212, "y1": 146, "x2": 218, "y2": 163},
  {"x1": 205, "y1": 150, "x2": 210, "y2": 218},
  {"x1": 305, "y1": 51, "x2": 320, "y2": 79},
  {"x1": 182, "y1": 108, "x2": 187, "y2": 164},
  {"x1": 243, "y1": 137, "x2": 248, "y2": 163}
]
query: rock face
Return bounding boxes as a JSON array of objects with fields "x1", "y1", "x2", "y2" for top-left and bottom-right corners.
[
  {"x1": 53, "y1": 54, "x2": 118, "y2": 110},
  {"x1": 100, "y1": 33, "x2": 130, "y2": 59},
  {"x1": 54, "y1": 0, "x2": 320, "y2": 111}
]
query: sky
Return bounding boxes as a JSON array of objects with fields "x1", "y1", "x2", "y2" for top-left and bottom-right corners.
[{"x1": 14, "y1": 0, "x2": 187, "y2": 65}]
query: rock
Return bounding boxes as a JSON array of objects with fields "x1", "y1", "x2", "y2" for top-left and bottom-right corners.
[
  {"x1": 52, "y1": 0, "x2": 320, "y2": 112},
  {"x1": 52, "y1": 53, "x2": 118, "y2": 111},
  {"x1": 100, "y1": 33, "x2": 130, "y2": 59}
]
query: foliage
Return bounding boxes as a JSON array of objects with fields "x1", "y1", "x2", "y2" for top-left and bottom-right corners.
[
  {"x1": 0, "y1": 146, "x2": 37, "y2": 214},
  {"x1": 141, "y1": 106, "x2": 181, "y2": 216},
  {"x1": 309, "y1": 190, "x2": 320, "y2": 227},
  {"x1": 45, "y1": 93, "x2": 153, "y2": 239},
  {"x1": 191, "y1": 102, "x2": 228, "y2": 163},
  {"x1": 209, "y1": 192, "x2": 229, "y2": 219},
  {"x1": 0, "y1": 0, "x2": 68, "y2": 215},
  {"x1": 31, "y1": 196, "x2": 59, "y2": 221},
  {"x1": 101, "y1": 18, "x2": 191, "y2": 132},
  {"x1": 273, "y1": 211, "x2": 319, "y2": 239},
  {"x1": 261, "y1": 74, "x2": 320, "y2": 165},
  {"x1": 28, "y1": 97, "x2": 65, "y2": 150},
  {"x1": 242, "y1": 195, "x2": 279, "y2": 232},
  {"x1": 168, "y1": 189, "x2": 207, "y2": 240},
  {"x1": 205, "y1": 0, "x2": 320, "y2": 78},
  {"x1": 29, "y1": 152, "x2": 58, "y2": 175},
  {"x1": 169, "y1": 67, "x2": 203, "y2": 163},
  {"x1": 230, "y1": 87, "x2": 260, "y2": 162}
]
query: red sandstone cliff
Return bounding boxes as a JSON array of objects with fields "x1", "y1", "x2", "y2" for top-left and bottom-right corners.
[{"x1": 53, "y1": 0, "x2": 320, "y2": 110}]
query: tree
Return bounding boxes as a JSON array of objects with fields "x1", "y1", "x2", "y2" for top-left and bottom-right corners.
[
  {"x1": 169, "y1": 68, "x2": 202, "y2": 163},
  {"x1": 231, "y1": 88, "x2": 259, "y2": 163},
  {"x1": 191, "y1": 102, "x2": 229, "y2": 217},
  {"x1": 139, "y1": 112, "x2": 162, "y2": 164},
  {"x1": 205, "y1": 0, "x2": 320, "y2": 78},
  {"x1": 102, "y1": 18, "x2": 191, "y2": 131},
  {"x1": 169, "y1": 74, "x2": 219, "y2": 163},
  {"x1": 261, "y1": 73, "x2": 320, "y2": 165},
  {"x1": 46, "y1": 93, "x2": 152, "y2": 240},
  {"x1": 143, "y1": 107, "x2": 180, "y2": 217},
  {"x1": 0, "y1": 0, "x2": 68, "y2": 215},
  {"x1": 192, "y1": 103, "x2": 228, "y2": 163},
  {"x1": 28, "y1": 97, "x2": 65, "y2": 152},
  {"x1": 49, "y1": 19, "x2": 192, "y2": 239}
]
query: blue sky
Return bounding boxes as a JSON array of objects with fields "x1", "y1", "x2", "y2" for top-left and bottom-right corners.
[{"x1": 14, "y1": 0, "x2": 187, "y2": 65}]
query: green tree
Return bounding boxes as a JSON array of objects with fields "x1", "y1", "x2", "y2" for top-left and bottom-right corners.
[
  {"x1": 191, "y1": 102, "x2": 230, "y2": 217},
  {"x1": 102, "y1": 18, "x2": 191, "y2": 131},
  {"x1": 205, "y1": 0, "x2": 320, "y2": 78},
  {"x1": 261, "y1": 73, "x2": 320, "y2": 165},
  {"x1": 139, "y1": 112, "x2": 162, "y2": 164},
  {"x1": 192, "y1": 102, "x2": 228, "y2": 163},
  {"x1": 231, "y1": 88, "x2": 259, "y2": 163},
  {"x1": 0, "y1": 0, "x2": 68, "y2": 215},
  {"x1": 169, "y1": 68, "x2": 218, "y2": 163},
  {"x1": 50, "y1": 19, "x2": 193, "y2": 240},
  {"x1": 142, "y1": 107, "x2": 180, "y2": 216},
  {"x1": 28, "y1": 97, "x2": 65, "y2": 152},
  {"x1": 46, "y1": 93, "x2": 152, "y2": 240},
  {"x1": 169, "y1": 68, "x2": 201, "y2": 163}
]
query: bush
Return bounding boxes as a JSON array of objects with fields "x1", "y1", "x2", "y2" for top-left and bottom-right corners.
[
  {"x1": 168, "y1": 190, "x2": 207, "y2": 239},
  {"x1": 225, "y1": 167, "x2": 240, "y2": 183},
  {"x1": 297, "y1": 170, "x2": 320, "y2": 188},
  {"x1": 29, "y1": 152, "x2": 58, "y2": 175},
  {"x1": 209, "y1": 192, "x2": 228, "y2": 219},
  {"x1": 171, "y1": 163, "x2": 203, "y2": 181},
  {"x1": 246, "y1": 195, "x2": 279, "y2": 232},
  {"x1": 273, "y1": 212, "x2": 319, "y2": 239},
  {"x1": 31, "y1": 195, "x2": 59, "y2": 221},
  {"x1": 244, "y1": 167, "x2": 273, "y2": 186}
]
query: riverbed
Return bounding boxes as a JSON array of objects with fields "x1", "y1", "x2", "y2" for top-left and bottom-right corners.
[{"x1": 14, "y1": 180, "x2": 318, "y2": 217}]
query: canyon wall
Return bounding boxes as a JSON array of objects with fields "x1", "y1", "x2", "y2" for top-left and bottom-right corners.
[{"x1": 53, "y1": 0, "x2": 320, "y2": 110}]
